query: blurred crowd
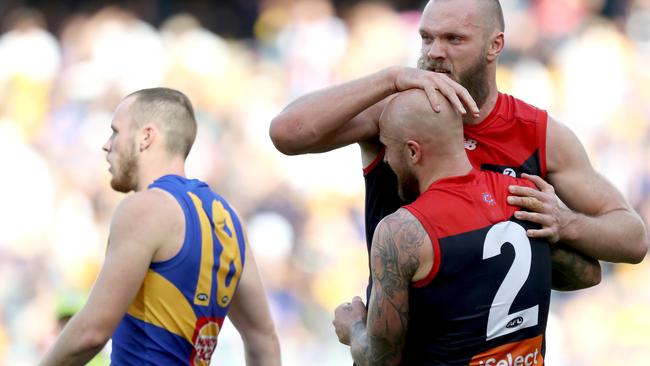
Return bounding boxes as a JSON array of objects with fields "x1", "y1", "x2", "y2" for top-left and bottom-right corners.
[{"x1": 0, "y1": 0, "x2": 648, "y2": 365}]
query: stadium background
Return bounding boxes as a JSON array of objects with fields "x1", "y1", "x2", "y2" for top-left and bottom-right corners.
[{"x1": 0, "y1": 0, "x2": 648, "y2": 364}]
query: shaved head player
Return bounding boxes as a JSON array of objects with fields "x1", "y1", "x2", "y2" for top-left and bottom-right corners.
[{"x1": 334, "y1": 89, "x2": 552, "y2": 365}]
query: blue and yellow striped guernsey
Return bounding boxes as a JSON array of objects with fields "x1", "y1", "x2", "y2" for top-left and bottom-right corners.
[{"x1": 111, "y1": 175, "x2": 246, "y2": 365}]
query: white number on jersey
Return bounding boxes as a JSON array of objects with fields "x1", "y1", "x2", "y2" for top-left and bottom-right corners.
[{"x1": 483, "y1": 221, "x2": 539, "y2": 340}]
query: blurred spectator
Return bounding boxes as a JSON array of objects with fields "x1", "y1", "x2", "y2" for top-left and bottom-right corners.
[
  {"x1": 0, "y1": 7, "x2": 60, "y2": 139},
  {"x1": 275, "y1": 0, "x2": 347, "y2": 96}
]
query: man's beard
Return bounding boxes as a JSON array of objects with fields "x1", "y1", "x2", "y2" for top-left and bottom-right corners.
[
  {"x1": 396, "y1": 168, "x2": 420, "y2": 203},
  {"x1": 417, "y1": 52, "x2": 489, "y2": 109},
  {"x1": 110, "y1": 147, "x2": 138, "y2": 193}
]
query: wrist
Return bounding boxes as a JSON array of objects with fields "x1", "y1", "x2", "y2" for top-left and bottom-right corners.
[
  {"x1": 559, "y1": 209, "x2": 581, "y2": 243},
  {"x1": 383, "y1": 66, "x2": 401, "y2": 94},
  {"x1": 349, "y1": 319, "x2": 367, "y2": 341},
  {"x1": 349, "y1": 320, "x2": 369, "y2": 366}
]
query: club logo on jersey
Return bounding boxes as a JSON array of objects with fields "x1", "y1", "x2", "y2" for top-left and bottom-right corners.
[
  {"x1": 482, "y1": 192, "x2": 496, "y2": 206},
  {"x1": 190, "y1": 317, "x2": 224, "y2": 366},
  {"x1": 470, "y1": 334, "x2": 543, "y2": 366},
  {"x1": 464, "y1": 138, "x2": 478, "y2": 150},
  {"x1": 503, "y1": 168, "x2": 517, "y2": 177}
]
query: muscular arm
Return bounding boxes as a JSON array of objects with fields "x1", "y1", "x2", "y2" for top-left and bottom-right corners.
[
  {"x1": 269, "y1": 66, "x2": 477, "y2": 155},
  {"x1": 228, "y1": 239, "x2": 281, "y2": 366},
  {"x1": 41, "y1": 191, "x2": 174, "y2": 366},
  {"x1": 546, "y1": 117, "x2": 648, "y2": 263},
  {"x1": 550, "y1": 244, "x2": 601, "y2": 291},
  {"x1": 349, "y1": 209, "x2": 430, "y2": 366}
]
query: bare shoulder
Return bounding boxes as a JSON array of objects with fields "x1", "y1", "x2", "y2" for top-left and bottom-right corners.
[
  {"x1": 376, "y1": 208, "x2": 428, "y2": 243},
  {"x1": 110, "y1": 189, "x2": 183, "y2": 247},
  {"x1": 546, "y1": 114, "x2": 580, "y2": 148},
  {"x1": 114, "y1": 189, "x2": 180, "y2": 222},
  {"x1": 544, "y1": 115, "x2": 629, "y2": 214},
  {"x1": 545, "y1": 114, "x2": 591, "y2": 175},
  {"x1": 372, "y1": 208, "x2": 431, "y2": 278}
]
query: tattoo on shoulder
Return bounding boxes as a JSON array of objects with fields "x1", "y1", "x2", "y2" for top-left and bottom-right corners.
[{"x1": 373, "y1": 209, "x2": 426, "y2": 287}]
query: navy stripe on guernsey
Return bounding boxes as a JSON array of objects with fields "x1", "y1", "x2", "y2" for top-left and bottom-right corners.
[
  {"x1": 401, "y1": 169, "x2": 551, "y2": 365},
  {"x1": 111, "y1": 175, "x2": 246, "y2": 366}
]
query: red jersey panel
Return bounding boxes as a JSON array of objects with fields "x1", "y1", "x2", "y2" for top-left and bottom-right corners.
[
  {"x1": 362, "y1": 94, "x2": 549, "y2": 303},
  {"x1": 463, "y1": 93, "x2": 548, "y2": 179},
  {"x1": 400, "y1": 169, "x2": 551, "y2": 365}
]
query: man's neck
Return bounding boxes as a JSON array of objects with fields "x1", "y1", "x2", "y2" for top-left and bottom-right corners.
[
  {"x1": 463, "y1": 88, "x2": 499, "y2": 126},
  {"x1": 135, "y1": 159, "x2": 186, "y2": 192},
  {"x1": 419, "y1": 152, "x2": 473, "y2": 192}
]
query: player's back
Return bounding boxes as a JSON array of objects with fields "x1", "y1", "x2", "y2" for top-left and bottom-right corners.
[
  {"x1": 111, "y1": 174, "x2": 246, "y2": 366},
  {"x1": 402, "y1": 169, "x2": 551, "y2": 365}
]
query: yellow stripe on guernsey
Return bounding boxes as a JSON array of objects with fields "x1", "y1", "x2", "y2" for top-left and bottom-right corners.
[
  {"x1": 127, "y1": 270, "x2": 197, "y2": 343},
  {"x1": 188, "y1": 191, "x2": 215, "y2": 306},
  {"x1": 124, "y1": 190, "x2": 240, "y2": 351},
  {"x1": 212, "y1": 200, "x2": 243, "y2": 308}
]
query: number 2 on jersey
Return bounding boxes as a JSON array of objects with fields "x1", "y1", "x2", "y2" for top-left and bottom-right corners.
[{"x1": 483, "y1": 221, "x2": 539, "y2": 341}]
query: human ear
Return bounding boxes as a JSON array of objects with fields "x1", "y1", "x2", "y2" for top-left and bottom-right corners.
[
  {"x1": 405, "y1": 140, "x2": 421, "y2": 164},
  {"x1": 486, "y1": 31, "x2": 504, "y2": 62},
  {"x1": 140, "y1": 124, "x2": 155, "y2": 151}
]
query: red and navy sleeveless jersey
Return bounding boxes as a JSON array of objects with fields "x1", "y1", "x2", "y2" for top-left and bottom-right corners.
[
  {"x1": 463, "y1": 93, "x2": 547, "y2": 179},
  {"x1": 111, "y1": 175, "x2": 246, "y2": 366},
  {"x1": 364, "y1": 92, "x2": 547, "y2": 252},
  {"x1": 401, "y1": 169, "x2": 551, "y2": 365}
]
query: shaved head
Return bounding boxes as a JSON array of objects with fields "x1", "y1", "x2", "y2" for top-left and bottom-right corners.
[
  {"x1": 425, "y1": 0, "x2": 504, "y2": 35},
  {"x1": 379, "y1": 89, "x2": 465, "y2": 201},
  {"x1": 380, "y1": 89, "x2": 462, "y2": 149},
  {"x1": 126, "y1": 87, "x2": 197, "y2": 158},
  {"x1": 481, "y1": 0, "x2": 504, "y2": 34}
]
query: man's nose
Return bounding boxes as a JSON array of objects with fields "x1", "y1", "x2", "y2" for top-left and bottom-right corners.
[{"x1": 427, "y1": 39, "x2": 446, "y2": 60}]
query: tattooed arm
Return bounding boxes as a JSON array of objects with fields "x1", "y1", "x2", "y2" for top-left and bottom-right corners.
[
  {"x1": 550, "y1": 244, "x2": 601, "y2": 291},
  {"x1": 348, "y1": 208, "x2": 431, "y2": 366}
]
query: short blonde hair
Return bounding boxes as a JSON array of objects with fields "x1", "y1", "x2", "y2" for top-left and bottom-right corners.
[{"x1": 126, "y1": 87, "x2": 197, "y2": 158}]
